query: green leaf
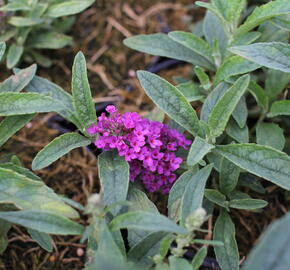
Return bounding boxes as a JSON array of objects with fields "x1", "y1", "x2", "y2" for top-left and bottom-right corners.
[
  {"x1": 229, "y1": 42, "x2": 290, "y2": 73},
  {"x1": 216, "y1": 143, "x2": 290, "y2": 190},
  {"x1": 243, "y1": 211, "x2": 290, "y2": 270},
  {"x1": 110, "y1": 211, "x2": 187, "y2": 234},
  {"x1": 0, "y1": 162, "x2": 40, "y2": 181},
  {"x1": 0, "y1": 42, "x2": 5, "y2": 62},
  {"x1": 169, "y1": 256, "x2": 192, "y2": 270},
  {"x1": 208, "y1": 75, "x2": 250, "y2": 138},
  {"x1": 219, "y1": 157, "x2": 240, "y2": 195},
  {"x1": 176, "y1": 82, "x2": 204, "y2": 102},
  {"x1": 201, "y1": 82, "x2": 229, "y2": 123},
  {"x1": 230, "y1": 32, "x2": 262, "y2": 47},
  {"x1": 248, "y1": 81, "x2": 269, "y2": 110},
  {"x1": 29, "y1": 50, "x2": 52, "y2": 68},
  {"x1": 0, "y1": 2, "x2": 31, "y2": 11},
  {"x1": 0, "y1": 219, "x2": 10, "y2": 254},
  {"x1": 25, "y1": 75, "x2": 81, "y2": 127},
  {"x1": 226, "y1": 118, "x2": 249, "y2": 143},
  {"x1": 0, "y1": 29, "x2": 17, "y2": 43},
  {"x1": 46, "y1": 0, "x2": 94, "y2": 18},
  {"x1": 91, "y1": 220, "x2": 125, "y2": 266},
  {"x1": 98, "y1": 150, "x2": 129, "y2": 216},
  {"x1": 0, "y1": 64, "x2": 37, "y2": 93},
  {"x1": 265, "y1": 69, "x2": 290, "y2": 100},
  {"x1": 167, "y1": 168, "x2": 198, "y2": 221},
  {"x1": 229, "y1": 198, "x2": 268, "y2": 210},
  {"x1": 202, "y1": 11, "x2": 228, "y2": 58},
  {"x1": 191, "y1": 246, "x2": 207, "y2": 270},
  {"x1": 127, "y1": 188, "x2": 159, "y2": 247},
  {"x1": 168, "y1": 31, "x2": 214, "y2": 63},
  {"x1": 6, "y1": 44, "x2": 23, "y2": 69},
  {"x1": 194, "y1": 66, "x2": 211, "y2": 90},
  {"x1": 256, "y1": 122, "x2": 285, "y2": 151},
  {"x1": 8, "y1": 16, "x2": 43, "y2": 27},
  {"x1": 181, "y1": 164, "x2": 213, "y2": 223},
  {"x1": 268, "y1": 100, "x2": 290, "y2": 117},
  {"x1": 137, "y1": 71, "x2": 201, "y2": 136},
  {"x1": 232, "y1": 96, "x2": 247, "y2": 128},
  {"x1": 187, "y1": 136, "x2": 214, "y2": 166},
  {"x1": 72, "y1": 52, "x2": 96, "y2": 128},
  {"x1": 124, "y1": 33, "x2": 215, "y2": 70},
  {"x1": 204, "y1": 189, "x2": 228, "y2": 208},
  {"x1": 32, "y1": 132, "x2": 91, "y2": 170},
  {"x1": 0, "y1": 92, "x2": 65, "y2": 116},
  {"x1": 214, "y1": 56, "x2": 259, "y2": 85},
  {"x1": 0, "y1": 168, "x2": 79, "y2": 218},
  {"x1": 27, "y1": 229, "x2": 53, "y2": 252},
  {"x1": 27, "y1": 32, "x2": 73, "y2": 49},
  {"x1": 127, "y1": 232, "x2": 167, "y2": 266},
  {"x1": 0, "y1": 114, "x2": 34, "y2": 147},
  {"x1": 213, "y1": 210, "x2": 239, "y2": 270},
  {"x1": 0, "y1": 210, "x2": 83, "y2": 235},
  {"x1": 236, "y1": 0, "x2": 290, "y2": 34}
]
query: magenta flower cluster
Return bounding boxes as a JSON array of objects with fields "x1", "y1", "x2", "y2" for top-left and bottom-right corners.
[{"x1": 87, "y1": 105, "x2": 191, "y2": 193}]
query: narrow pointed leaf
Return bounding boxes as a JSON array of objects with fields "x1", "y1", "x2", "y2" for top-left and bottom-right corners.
[
  {"x1": 181, "y1": 164, "x2": 213, "y2": 222},
  {"x1": 0, "y1": 64, "x2": 37, "y2": 93},
  {"x1": 98, "y1": 150, "x2": 129, "y2": 216},
  {"x1": 110, "y1": 211, "x2": 187, "y2": 234},
  {"x1": 6, "y1": 44, "x2": 23, "y2": 68},
  {"x1": 0, "y1": 114, "x2": 34, "y2": 147},
  {"x1": 187, "y1": 137, "x2": 214, "y2": 166},
  {"x1": 0, "y1": 42, "x2": 5, "y2": 62},
  {"x1": 216, "y1": 143, "x2": 290, "y2": 190},
  {"x1": 28, "y1": 229, "x2": 53, "y2": 252},
  {"x1": 46, "y1": 0, "x2": 94, "y2": 18},
  {"x1": 72, "y1": 52, "x2": 96, "y2": 128},
  {"x1": 32, "y1": 132, "x2": 91, "y2": 170},
  {"x1": 137, "y1": 71, "x2": 201, "y2": 136},
  {"x1": 168, "y1": 31, "x2": 214, "y2": 63},
  {"x1": 243, "y1": 211, "x2": 290, "y2": 270},
  {"x1": 236, "y1": 0, "x2": 290, "y2": 34},
  {"x1": 0, "y1": 210, "x2": 83, "y2": 235},
  {"x1": 0, "y1": 93, "x2": 65, "y2": 116},
  {"x1": 229, "y1": 42, "x2": 290, "y2": 73},
  {"x1": 229, "y1": 198, "x2": 268, "y2": 210},
  {"x1": 124, "y1": 33, "x2": 215, "y2": 70},
  {"x1": 214, "y1": 56, "x2": 259, "y2": 85},
  {"x1": 214, "y1": 210, "x2": 239, "y2": 270},
  {"x1": 208, "y1": 75, "x2": 250, "y2": 138}
]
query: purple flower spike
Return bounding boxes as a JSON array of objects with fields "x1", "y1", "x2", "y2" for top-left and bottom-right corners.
[{"x1": 87, "y1": 105, "x2": 191, "y2": 193}]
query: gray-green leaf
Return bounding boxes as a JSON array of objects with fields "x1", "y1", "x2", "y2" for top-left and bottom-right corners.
[
  {"x1": 6, "y1": 44, "x2": 23, "y2": 69},
  {"x1": 187, "y1": 136, "x2": 214, "y2": 166},
  {"x1": 0, "y1": 42, "x2": 5, "y2": 62},
  {"x1": 229, "y1": 198, "x2": 268, "y2": 210},
  {"x1": 216, "y1": 143, "x2": 290, "y2": 190},
  {"x1": 0, "y1": 92, "x2": 65, "y2": 116},
  {"x1": 72, "y1": 52, "x2": 96, "y2": 128},
  {"x1": 28, "y1": 229, "x2": 53, "y2": 252},
  {"x1": 0, "y1": 210, "x2": 83, "y2": 235},
  {"x1": 256, "y1": 122, "x2": 285, "y2": 151},
  {"x1": 0, "y1": 114, "x2": 34, "y2": 147},
  {"x1": 181, "y1": 164, "x2": 213, "y2": 223},
  {"x1": 32, "y1": 132, "x2": 91, "y2": 170},
  {"x1": 268, "y1": 100, "x2": 290, "y2": 117},
  {"x1": 208, "y1": 75, "x2": 250, "y2": 138},
  {"x1": 46, "y1": 0, "x2": 95, "y2": 18},
  {"x1": 0, "y1": 64, "x2": 37, "y2": 93},
  {"x1": 243, "y1": 211, "x2": 290, "y2": 270},
  {"x1": 236, "y1": 0, "x2": 290, "y2": 34},
  {"x1": 137, "y1": 71, "x2": 201, "y2": 136},
  {"x1": 110, "y1": 211, "x2": 187, "y2": 234},
  {"x1": 213, "y1": 210, "x2": 239, "y2": 270},
  {"x1": 98, "y1": 150, "x2": 129, "y2": 216},
  {"x1": 229, "y1": 42, "x2": 290, "y2": 73},
  {"x1": 124, "y1": 33, "x2": 215, "y2": 70}
]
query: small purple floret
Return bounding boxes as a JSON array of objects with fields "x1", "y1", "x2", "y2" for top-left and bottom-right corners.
[{"x1": 88, "y1": 106, "x2": 191, "y2": 193}]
